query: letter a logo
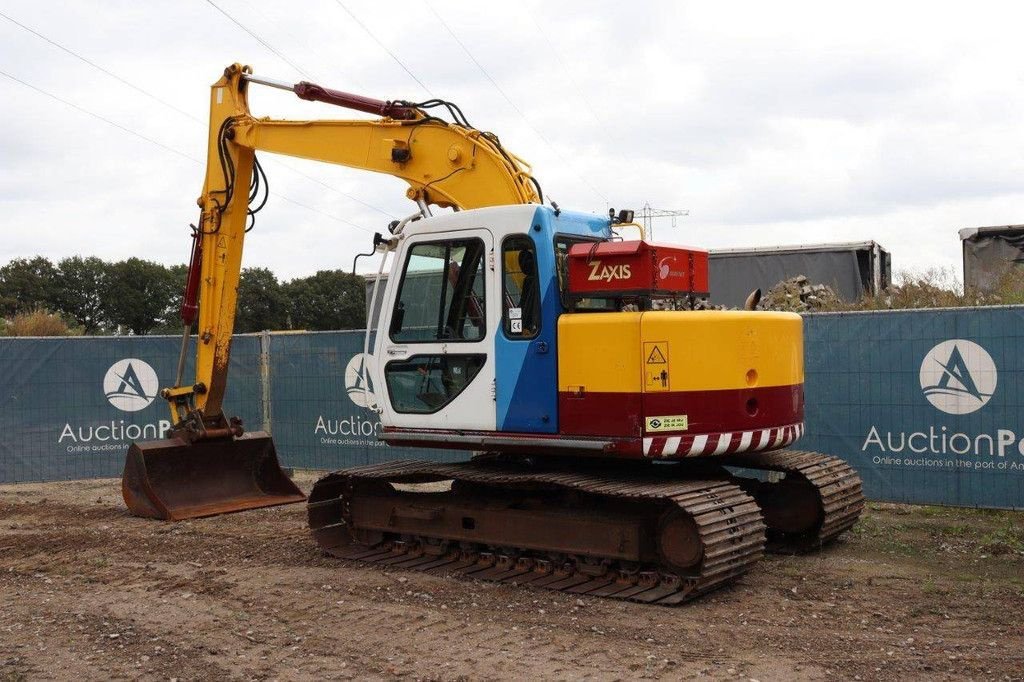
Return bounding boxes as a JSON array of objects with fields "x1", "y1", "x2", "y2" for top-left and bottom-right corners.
[
  {"x1": 919, "y1": 340, "x2": 996, "y2": 415},
  {"x1": 103, "y1": 358, "x2": 159, "y2": 412},
  {"x1": 345, "y1": 353, "x2": 377, "y2": 409}
]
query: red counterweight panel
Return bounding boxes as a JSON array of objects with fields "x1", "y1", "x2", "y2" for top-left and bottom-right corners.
[{"x1": 567, "y1": 241, "x2": 709, "y2": 298}]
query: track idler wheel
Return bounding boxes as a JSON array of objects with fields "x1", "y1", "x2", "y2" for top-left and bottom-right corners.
[{"x1": 657, "y1": 511, "x2": 704, "y2": 570}]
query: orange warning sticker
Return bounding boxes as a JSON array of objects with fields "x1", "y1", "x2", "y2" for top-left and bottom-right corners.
[
  {"x1": 646, "y1": 344, "x2": 667, "y2": 364},
  {"x1": 643, "y1": 341, "x2": 669, "y2": 392}
]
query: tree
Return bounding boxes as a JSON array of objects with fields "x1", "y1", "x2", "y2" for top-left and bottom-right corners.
[
  {"x1": 153, "y1": 263, "x2": 189, "y2": 334},
  {"x1": 285, "y1": 270, "x2": 366, "y2": 331},
  {"x1": 0, "y1": 256, "x2": 60, "y2": 316},
  {"x1": 235, "y1": 267, "x2": 288, "y2": 332},
  {"x1": 55, "y1": 256, "x2": 110, "y2": 333},
  {"x1": 104, "y1": 258, "x2": 181, "y2": 335}
]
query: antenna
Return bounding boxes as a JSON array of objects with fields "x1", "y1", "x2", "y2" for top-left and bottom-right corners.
[{"x1": 637, "y1": 201, "x2": 689, "y2": 241}]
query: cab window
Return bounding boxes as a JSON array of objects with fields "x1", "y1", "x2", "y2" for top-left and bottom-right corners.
[
  {"x1": 502, "y1": 235, "x2": 540, "y2": 338},
  {"x1": 385, "y1": 354, "x2": 486, "y2": 413},
  {"x1": 389, "y1": 238, "x2": 486, "y2": 342}
]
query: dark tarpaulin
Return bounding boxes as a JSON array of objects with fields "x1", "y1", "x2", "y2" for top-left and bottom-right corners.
[
  {"x1": 709, "y1": 250, "x2": 864, "y2": 307},
  {"x1": 265, "y1": 330, "x2": 444, "y2": 470},
  {"x1": 961, "y1": 226, "x2": 1024, "y2": 294}
]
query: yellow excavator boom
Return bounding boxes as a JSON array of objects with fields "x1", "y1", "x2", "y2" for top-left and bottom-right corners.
[
  {"x1": 122, "y1": 63, "x2": 541, "y2": 520},
  {"x1": 192, "y1": 63, "x2": 539, "y2": 420}
]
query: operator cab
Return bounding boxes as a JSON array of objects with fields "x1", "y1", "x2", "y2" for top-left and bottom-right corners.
[
  {"x1": 373, "y1": 205, "x2": 608, "y2": 435},
  {"x1": 373, "y1": 204, "x2": 720, "y2": 445}
]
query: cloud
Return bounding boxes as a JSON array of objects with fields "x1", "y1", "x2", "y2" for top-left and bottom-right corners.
[{"x1": 1, "y1": 0, "x2": 1023, "y2": 285}]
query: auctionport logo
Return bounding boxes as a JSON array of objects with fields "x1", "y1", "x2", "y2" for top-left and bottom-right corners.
[
  {"x1": 313, "y1": 352, "x2": 384, "y2": 448},
  {"x1": 344, "y1": 353, "x2": 377, "y2": 409},
  {"x1": 60, "y1": 357, "x2": 169, "y2": 451},
  {"x1": 862, "y1": 338, "x2": 1024, "y2": 467},
  {"x1": 919, "y1": 340, "x2": 996, "y2": 415},
  {"x1": 103, "y1": 358, "x2": 159, "y2": 412}
]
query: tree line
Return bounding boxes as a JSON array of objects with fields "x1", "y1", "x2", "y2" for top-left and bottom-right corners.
[{"x1": 0, "y1": 256, "x2": 366, "y2": 335}]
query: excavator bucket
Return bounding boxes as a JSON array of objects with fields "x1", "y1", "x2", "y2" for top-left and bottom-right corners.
[{"x1": 121, "y1": 432, "x2": 305, "y2": 521}]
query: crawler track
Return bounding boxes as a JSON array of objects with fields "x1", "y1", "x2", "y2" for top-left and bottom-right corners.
[
  {"x1": 308, "y1": 460, "x2": 766, "y2": 605},
  {"x1": 722, "y1": 450, "x2": 865, "y2": 552}
]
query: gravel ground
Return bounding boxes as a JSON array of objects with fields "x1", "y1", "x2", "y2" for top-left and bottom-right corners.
[{"x1": 2, "y1": 471, "x2": 1023, "y2": 681}]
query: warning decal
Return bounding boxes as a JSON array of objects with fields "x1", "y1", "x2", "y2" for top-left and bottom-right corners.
[
  {"x1": 643, "y1": 341, "x2": 670, "y2": 392},
  {"x1": 646, "y1": 344, "x2": 667, "y2": 364}
]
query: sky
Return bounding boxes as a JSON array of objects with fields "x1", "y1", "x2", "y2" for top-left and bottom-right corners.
[{"x1": 2, "y1": 0, "x2": 1023, "y2": 281}]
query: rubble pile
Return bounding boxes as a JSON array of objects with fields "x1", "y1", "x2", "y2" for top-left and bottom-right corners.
[
  {"x1": 690, "y1": 297, "x2": 726, "y2": 311},
  {"x1": 758, "y1": 275, "x2": 841, "y2": 312}
]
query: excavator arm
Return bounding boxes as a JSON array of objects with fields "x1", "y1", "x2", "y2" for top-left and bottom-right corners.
[
  {"x1": 122, "y1": 63, "x2": 541, "y2": 521},
  {"x1": 181, "y1": 63, "x2": 541, "y2": 424}
]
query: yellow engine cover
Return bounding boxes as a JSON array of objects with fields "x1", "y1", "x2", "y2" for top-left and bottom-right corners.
[{"x1": 558, "y1": 311, "x2": 804, "y2": 457}]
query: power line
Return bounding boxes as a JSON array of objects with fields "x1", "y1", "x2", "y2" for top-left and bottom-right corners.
[
  {"x1": 232, "y1": 0, "x2": 373, "y2": 94},
  {"x1": 0, "y1": 10, "x2": 202, "y2": 124},
  {"x1": 425, "y1": 3, "x2": 609, "y2": 205},
  {"x1": 2, "y1": 4, "x2": 396, "y2": 218},
  {"x1": 274, "y1": 193, "x2": 375, "y2": 233},
  {"x1": 205, "y1": 0, "x2": 312, "y2": 79},
  {"x1": 0, "y1": 68, "x2": 376, "y2": 234},
  {"x1": 636, "y1": 202, "x2": 689, "y2": 241},
  {"x1": 267, "y1": 160, "x2": 397, "y2": 218},
  {"x1": 527, "y1": 15, "x2": 615, "y2": 144},
  {"x1": 199, "y1": 1, "x2": 397, "y2": 218},
  {"x1": 333, "y1": 0, "x2": 433, "y2": 98},
  {"x1": 0, "y1": 69, "x2": 199, "y2": 164}
]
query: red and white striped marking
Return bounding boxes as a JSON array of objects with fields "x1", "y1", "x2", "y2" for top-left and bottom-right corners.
[{"x1": 642, "y1": 423, "x2": 804, "y2": 458}]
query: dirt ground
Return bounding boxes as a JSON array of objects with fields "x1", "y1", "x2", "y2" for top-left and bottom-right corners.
[{"x1": 2, "y1": 472, "x2": 1022, "y2": 681}]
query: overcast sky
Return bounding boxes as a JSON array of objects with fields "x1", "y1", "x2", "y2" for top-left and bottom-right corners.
[{"x1": 2, "y1": 0, "x2": 1023, "y2": 280}]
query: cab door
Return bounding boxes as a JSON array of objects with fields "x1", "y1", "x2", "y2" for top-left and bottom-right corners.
[
  {"x1": 494, "y1": 232, "x2": 558, "y2": 433},
  {"x1": 376, "y1": 229, "x2": 496, "y2": 431}
]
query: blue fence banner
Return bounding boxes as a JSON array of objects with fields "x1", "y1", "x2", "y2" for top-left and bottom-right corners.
[
  {"x1": 0, "y1": 335, "x2": 261, "y2": 483},
  {"x1": 2, "y1": 307, "x2": 1023, "y2": 509},
  {"x1": 801, "y1": 306, "x2": 1024, "y2": 509},
  {"x1": 265, "y1": 331, "x2": 443, "y2": 469}
]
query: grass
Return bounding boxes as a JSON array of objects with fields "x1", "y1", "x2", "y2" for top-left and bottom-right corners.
[
  {"x1": 936, "y1": 523, "x2": 970, "y2": 538},
  {"x1": 979, "y1": 520, "x2": 1024, "y2": 555},
  {"x1": 846, "y1": 503, "x2": 1024, "y2": 574},
  {"x1": 921, "y1": 580, "x2": 948, "y2": 595},
  {"x1": 878, "y1": 537, "x2": 916, "y2": 556},
  {"x1": 915, "y1": 504, "x2": 1019, "y2": 520}
]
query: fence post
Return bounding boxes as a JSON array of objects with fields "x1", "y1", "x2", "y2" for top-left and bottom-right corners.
[{"x1": 260, "y1": 331, "x2": 272, "y2": 434}]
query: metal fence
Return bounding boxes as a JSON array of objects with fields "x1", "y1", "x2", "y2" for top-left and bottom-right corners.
[
  {"x1": 2, "y1": 307, "x2": 1023, "y2": 509},
  {"x1": 0, "y1": 331, "x2": 444, "y2": 484}
]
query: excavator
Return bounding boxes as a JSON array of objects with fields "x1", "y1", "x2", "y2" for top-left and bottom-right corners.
[{"x1": 122, "y1": 63, "x2": 864, "y2": 605}]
